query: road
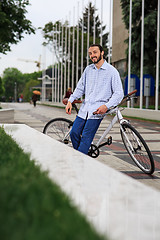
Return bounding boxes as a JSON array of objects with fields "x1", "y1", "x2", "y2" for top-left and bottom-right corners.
[{"x1": 2, "y1": 102, "x2": 160, "y2": 191}]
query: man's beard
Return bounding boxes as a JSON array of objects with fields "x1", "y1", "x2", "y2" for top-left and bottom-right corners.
[{"x1": 92, "y1": 53, "x2": 102, "y2": 64}]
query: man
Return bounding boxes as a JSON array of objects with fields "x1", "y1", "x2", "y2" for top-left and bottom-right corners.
[{"x1": 66, "y1": 44, "x2": 124, "y2": 155}]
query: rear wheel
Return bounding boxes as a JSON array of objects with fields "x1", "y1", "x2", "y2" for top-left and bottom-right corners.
[
  {"x1": 120, "y1": 122, "x2": 155, "y2": 174},
  {"x1": 43, "y1": 118, "x2": 73, "y2": 145}
]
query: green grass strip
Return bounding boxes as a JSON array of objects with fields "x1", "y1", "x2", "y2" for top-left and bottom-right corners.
[
  {"x1": 123, "y1": 115, "x2": 160, "y2": 124},
  {"x1": 0, "y1": 127, "x2": 107, "y2": 240}
]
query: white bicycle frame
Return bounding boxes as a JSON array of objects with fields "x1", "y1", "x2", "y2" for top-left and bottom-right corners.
[
  {"x1": 63, "y1": 103, "x2": 139, "y2": 153},
  {"x1": 95, "y1": 107, "x2": 134, "y2": 151}
]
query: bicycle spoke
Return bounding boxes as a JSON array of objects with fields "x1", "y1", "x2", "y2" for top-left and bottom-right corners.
[
  {"x1": 121, "y1": 123, "x2": 154, "y2": 174},
  {"x1": 43, "y1": 118, "x2": 72, "y2": 145}
]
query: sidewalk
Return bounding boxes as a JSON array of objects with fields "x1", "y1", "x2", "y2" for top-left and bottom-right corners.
[{"x1": 1, "y1": 102, "x2": 160, "y2": 191}]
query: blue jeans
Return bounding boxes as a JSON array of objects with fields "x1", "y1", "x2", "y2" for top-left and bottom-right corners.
[{"x1": 70, "y1": 116, "x2": 102, "y2": 155}]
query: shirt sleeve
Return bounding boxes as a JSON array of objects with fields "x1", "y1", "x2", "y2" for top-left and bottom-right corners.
[
  {"x1": 105, "y1": 69, "x2": 124, "y2": 109},
  {"x1": 68, "y1": 69, "x2": 86, "y2": 103}
]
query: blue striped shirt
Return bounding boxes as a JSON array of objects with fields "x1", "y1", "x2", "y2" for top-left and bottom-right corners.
[{"x1": 69, "y1": 60, "x2": 124, "y2": 119}]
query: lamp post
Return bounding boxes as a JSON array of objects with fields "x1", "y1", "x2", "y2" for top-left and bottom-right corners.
[{"x1": 14, "y1": 82, "x2": 17, "y2": 102}]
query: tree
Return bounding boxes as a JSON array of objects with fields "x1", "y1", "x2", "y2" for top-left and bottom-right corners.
[
  {"x1": 0, "y1": 0, "x2": 35, "y2": 54},
  {"x1": 0, "y1": 76, "x2": 5, "y2": 97},
  {"x1": 79, "y1": 2, "x2": 108, "y2": 63},
  {"x1": 22, "y1": 79, "x2": 40, "y2": 101},
  {"x1": 2, "y1": 68, "x2": 24, "y2": 100},
  {"x1": 42, "y1": 1, "x2": 108, "y2": 90},
  {"x1": 1, "y1": 68, "x2": 41, "y2": 101},
  {"x1": 120, "y1": 0, "x2": 157, "y2": 78}
]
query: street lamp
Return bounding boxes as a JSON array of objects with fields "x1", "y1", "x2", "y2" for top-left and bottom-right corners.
[{"x1": 14, "y1": 82, "x2": 17, "y2": 102}]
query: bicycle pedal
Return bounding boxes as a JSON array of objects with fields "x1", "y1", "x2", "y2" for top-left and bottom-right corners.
[
  {"x1": 107, "y1": 136, "x2": 112, "y2": 145},
  {"x1": 64, "y1": 139, "x2": 69, "y2": 144}
]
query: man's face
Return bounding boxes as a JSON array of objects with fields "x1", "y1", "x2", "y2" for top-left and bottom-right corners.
[{"x1": 88, "y1": 46, "x2": 104, "y2": 64}]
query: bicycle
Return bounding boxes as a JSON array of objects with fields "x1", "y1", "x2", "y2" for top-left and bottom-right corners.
[{"x1": 43, "y1": 90, "x2": 155, "y2": 175}]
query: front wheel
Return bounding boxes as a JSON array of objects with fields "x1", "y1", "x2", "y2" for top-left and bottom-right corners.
[
  {"x1": 43, "y1": 118, "x2": 73, "y2": 145},
  {"x1": 120, "y1": 122, "x2": 155, "y2": 174}
]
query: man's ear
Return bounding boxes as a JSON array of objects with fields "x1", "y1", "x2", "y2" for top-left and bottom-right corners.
[{"x1": 102, "y1": 51, "x2": 104, "y2": 57}]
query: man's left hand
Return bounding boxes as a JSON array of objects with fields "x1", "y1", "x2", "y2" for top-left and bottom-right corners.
[{"x1": 94, "y1": 105, "x2": 108, "y2": 115}]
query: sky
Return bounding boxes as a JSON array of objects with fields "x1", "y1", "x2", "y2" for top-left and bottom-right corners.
[{"x1": 0, "y1": 0, "x2": 111, "y2": 76}]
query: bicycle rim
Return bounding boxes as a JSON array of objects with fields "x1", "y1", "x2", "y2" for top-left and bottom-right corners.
[
  {"x1": 120, "y1": 122, "x2": 155, "y2": 174},
  {"x1": 43, "y1": 118, "x2": 73, "y2": 145}
]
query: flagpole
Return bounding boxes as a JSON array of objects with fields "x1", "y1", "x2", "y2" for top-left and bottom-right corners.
[
  {"x1": 72, "y1": 6, "x2": 75, "y2": 91},
  {"x1": 52, "y1": 29, "x2": 55, "y2": 102},
  {"x1": 76, "y1": 1, "x2": 79, "y2": 84},
  {"x1": 155, "y1": 0, "x2": 160, "y2": 110},
  {"x1": 140, "y1": 0, "x2": 144, "y2": 109},
  {"x1": 108, "y1": 0, "x2": 112, "y2": 64},
  {"x1": 61, "y1": 22, "x2": 63, "y2": 102},
  {"x1": 100, "y1": 0, "x2": 103, "y2": 46},
  {"x1": 127, "y1": 0, "x2": 132, "y2": 108},
  {"x1": 81, "y1": 0, "x2": 84, "y2": 74},
  {"x1": 55, "y1": 24, "x2": 57, "y2": 102},
  {"x1": 57, "y1": 23, "x2": 60, "y2": 102},
  {"x1": 93, "y1": 0, "x2": 96, "y2": 44},
  {"x1": 87, "y1": 0, "x2": 90, "y2": 65},
  {"x1": 68, "y1": 12, "x2": 71, "y2": 89}
]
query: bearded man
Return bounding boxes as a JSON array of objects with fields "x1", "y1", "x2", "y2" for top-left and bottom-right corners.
[{"x1": 65, "y1": 44, "x2": 124, "y2": 155}]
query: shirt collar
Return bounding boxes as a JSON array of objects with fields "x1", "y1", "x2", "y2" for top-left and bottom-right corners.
[{"x1": 91, "y1": 60, "x2": 108, "y2": 70}]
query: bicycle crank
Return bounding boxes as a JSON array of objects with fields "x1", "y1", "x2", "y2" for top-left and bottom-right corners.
[
  {"x1": 98, "y1": 136, "x2": 112, "y2": 148},
  {"x1": 88, "y1": 144, "x2": 100, "y2": 158}
]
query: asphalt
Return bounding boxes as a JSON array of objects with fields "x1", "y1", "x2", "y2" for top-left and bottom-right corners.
[{"x1": 1, "y1": 101, "x2": 160, "y2": 191}]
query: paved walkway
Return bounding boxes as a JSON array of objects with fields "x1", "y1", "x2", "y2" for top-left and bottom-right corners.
[{"x1": 1, "y1": 102, "x2": 160, "y2": 191}]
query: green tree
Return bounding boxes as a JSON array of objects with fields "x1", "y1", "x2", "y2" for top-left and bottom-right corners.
[
  {"x1": 22, "y1": 79, "x2": 40, "y2": 101},
  {"x1": 0, "y1": 0, "x2": 35, "y2": 54},
  {"x1": 2, "y1": 68, "x2": 41, "y2": 101},
  {"x1": 0, "y1": 76, "x2": 5, "y2": 100},
  {"x1": 2, "y1": 68, "x2": 24, "y2": 100},
  {"x1": 120, "y1": 0, "x2": 157, "y2": 78},
  {"x1": 23, "y1": 71, "x2": 41, "y2": 84},
  {"x1": 2, "y1": 68, "x2": 42, "y2": 101},
  {"x1": 79, "y1": 2, "x2": 108, "y2": 64}
]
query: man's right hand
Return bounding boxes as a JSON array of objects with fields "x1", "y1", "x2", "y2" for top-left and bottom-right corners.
[{"x1": 66, "y1": 101, "x2": 72, "y2": 114}]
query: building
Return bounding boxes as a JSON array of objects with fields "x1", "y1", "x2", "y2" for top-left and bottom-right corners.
[{"x1": 112, "y1": 0, "x2": 128, "y2": 79}]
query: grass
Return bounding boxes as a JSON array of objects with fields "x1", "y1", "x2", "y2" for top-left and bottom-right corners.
[
  {"x1": 0, "y1": 127, "x2": 107, "y2": 240},
  {"x1": 121, "y1": 104, "x2": 160, "y2": 110},
  {"x1": 123, "y1": 115, "x2": 160, "y2": 124}
]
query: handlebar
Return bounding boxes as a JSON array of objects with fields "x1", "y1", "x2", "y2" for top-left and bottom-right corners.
[
  {"x1": 93, "y1": 89, "x2": 138, "y2": 115},
  {"x1": 119, "y1": 89, "x2": 137, "y2": 106},
  {"x1": 63, "y1": 90, "x2": 137, "y2": 115},
  {"x1": 123, "y1": 89, "x2": 137, "y2": 99}
]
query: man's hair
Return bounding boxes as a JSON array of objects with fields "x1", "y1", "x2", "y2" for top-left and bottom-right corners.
[
  {"x1": 89, "y1": 44, "x2": 103, "y2": 52},
  {"x1": 89, "y1": 44, "x2": 105, "y2": 59}
]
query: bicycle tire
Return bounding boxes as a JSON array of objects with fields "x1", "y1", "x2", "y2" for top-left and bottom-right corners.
[
  {"x1": 43, "y1": 118, "x2": 73, "y2": 145},
  {"x1": 120, "y1": 122, "x2": 155, "y2": 174}
]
